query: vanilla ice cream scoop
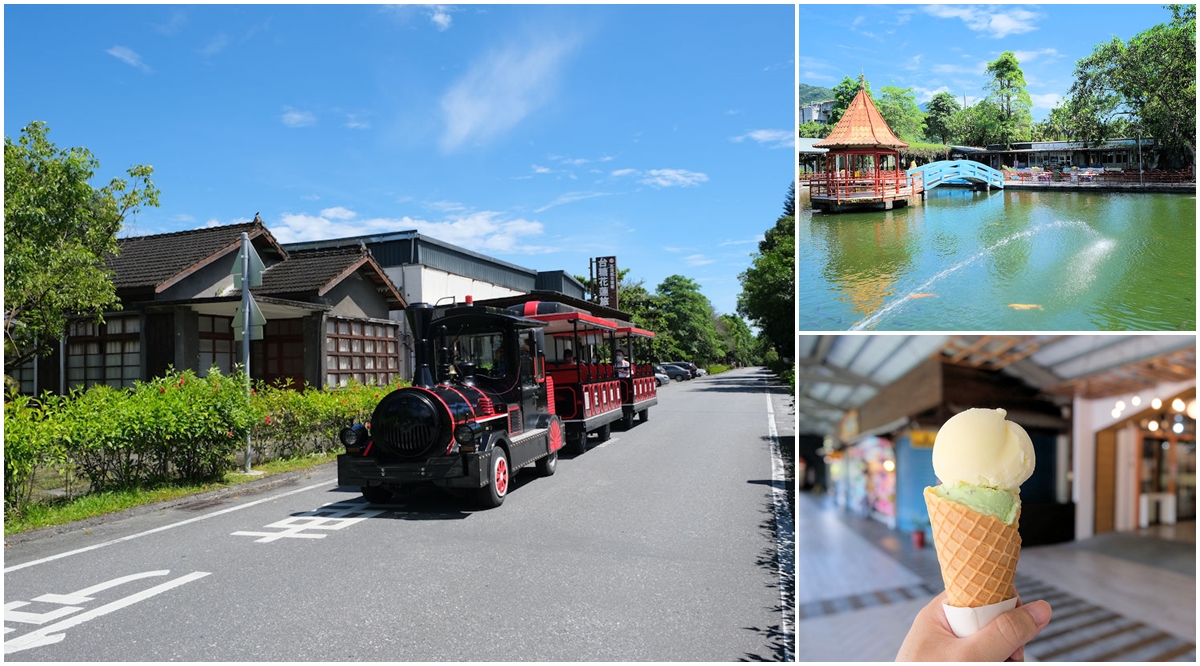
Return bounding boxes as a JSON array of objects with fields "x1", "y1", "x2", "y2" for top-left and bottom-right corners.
[{"x1": 932, "y1": 408, "x2": 1035, "y2": 491}]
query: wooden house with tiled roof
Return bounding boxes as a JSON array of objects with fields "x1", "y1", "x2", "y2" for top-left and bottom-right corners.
[
  {"x1": 810, "y1": 84, "x2": 924, "y2": 212},
  {"x1": 41, "y1": 221, "x2": 409, "y2": 393}
]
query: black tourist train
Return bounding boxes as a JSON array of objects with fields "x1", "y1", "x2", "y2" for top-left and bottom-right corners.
[{"x1": 337, "y1": 295, "x2": 657, "y2": 508}]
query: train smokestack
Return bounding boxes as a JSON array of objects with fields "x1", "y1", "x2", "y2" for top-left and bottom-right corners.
[{"x1": 406, "y1": 302, "x2": 436, "y2": 388}]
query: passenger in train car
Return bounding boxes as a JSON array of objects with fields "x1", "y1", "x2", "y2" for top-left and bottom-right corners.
[
  {"x1": 562, "y1": 348, "x2": 576, "y2": 365},
  {"x1": 615, "y1": 350, "x2": 631, "y2": 378}
]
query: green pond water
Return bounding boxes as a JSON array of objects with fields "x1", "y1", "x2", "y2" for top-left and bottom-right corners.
[{"x1": 799, "y1": 186, "x2": 1196, "y2": 331}]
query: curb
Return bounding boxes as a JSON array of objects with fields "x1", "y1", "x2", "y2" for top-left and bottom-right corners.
[{"x1": 4, "y1": 461, "x2": 337, "y2": 548}]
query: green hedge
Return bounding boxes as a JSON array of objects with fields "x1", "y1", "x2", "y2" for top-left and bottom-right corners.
[{"x1": 4, "y1": 369, "x2": 403, "y2": 515}]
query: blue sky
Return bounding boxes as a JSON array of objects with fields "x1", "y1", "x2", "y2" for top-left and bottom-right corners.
[
  {"x1": 801, "y1": 4, "x2": 1176, "y2": 122},
  {"x1": 4, "y1": 4, "x2": 793, "y2": 317}
]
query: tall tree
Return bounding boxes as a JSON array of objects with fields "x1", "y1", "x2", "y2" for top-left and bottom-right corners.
[
  {"x1": 656, "y1": 275, "x2": 722, "y2": 364},
  {"x1": 4, "y1": 122, "x2": 160, "y2": 377},
  {"x1": 714, "y1": 314, "x2": 761, "y2": 366},
  {"x1": 949, "y1": 100, "x2": 1003, "y2": 147},
  {"x1": 924, "y1": 92, "x2": 961, "y2": 145},
  {"x1": 985, "y1": 52, "x2": 1034, "y2": 148},
  {"x1": 827, "y1": 75, "x2": 874, "y2": 125},
  {"x1": 877, "y1": 85, "x2": 926, "y2": 142},
  {"x1": 737, "y1": 185, "x2": 795, "y2": 360},
  {"x1": 1065, "y1": 5, "x2": 1195, "y2": 166}
]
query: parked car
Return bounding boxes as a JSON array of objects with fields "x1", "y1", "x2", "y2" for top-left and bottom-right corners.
[
  {"x1": 666, "y1": 361, "x2": 700, "y2": 378},
  {"x1": 654, "y1": 367, "x2": 671, "y2": 386},
  {"x1": 660, "y1": 363, "x2": 691, "y2": 381}
]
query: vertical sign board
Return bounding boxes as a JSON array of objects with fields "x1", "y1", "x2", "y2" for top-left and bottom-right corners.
[{"x1": 593, "y1": 256, "x2": 618, "y2": 310}]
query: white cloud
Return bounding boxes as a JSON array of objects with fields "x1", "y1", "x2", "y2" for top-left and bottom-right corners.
[
  {"x1": 271, "y1": 209, "x2": 555, "y2": 254},
  {"x1": 719, "y1": 236, "x2": 764, "y2": 247},
  {"x1": 301, "y1": 194, "x2": 321, "y2": 201},
  {"x1": 532, "y1": 164, "x2": 552, "y2": 174},
  {"x1": 641, "y1": 169, "x2": 709, "y2": 188},
  {"x1": 200, "y1": 33, "x2": 228, "y2": 57},
  {"x1": 170, "y1": 214, "x2": 195, "y2": 223},
  {"x1": 903, "y1": 55, "x2": 922, "y2": 71},
  {"x1": 281, "y1": 107, "x2": 316, "y2": 128},
  {"x1": 684, "y1": 254, "x2": 716, "y2": 266},
  {"x1": 932, "y1": 61, "x2": 988, "y2": 75},
  {"x1": 534, "y1": 191, "x2": 610, "y2": 213},
  {"x1": 663, "y1": 246, "x2": 685, "y2": 253},
  {"x1": 1012, "y1": 48, "x2": 1061, "y2": 64},
  {"x1": 913, "y1": 85, "x2": 952, "y2": 104},
  {"x1": 427, "y1": 200, "x2": 468, "y2": 212},
  {"x1": 1029, "y1": 92, "x2": 1062, "y2": 110},
  {"x1": 105, "y1": 46, "x2": 152, "y2": 73},
  {"x1": 922, "y1": 6, "x2": 1040, "y2": 39},
  {"x1": 345, "y1": 114, "x2": 370, "y2": 130},
  {"x1": 427, "y1": 5, "x2": 455, "y2": 31},
  {"x1": 153, "y1": 10, "x2": 188, "y2": 36},
  {"x1": 610, "y1": 168, "x2": 638, "y2": 177},
  {"x1": 440, "y1": 35, "x2": 579, "y2": 151},
  {"x1": 731, "y1": 129, "x2": 792, "y2": 149},
  {"x1": 320, "y1": 206, "x2": 357, "y2": 220}
]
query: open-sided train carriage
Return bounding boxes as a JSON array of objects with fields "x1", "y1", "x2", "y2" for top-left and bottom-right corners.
[{"x1": 508, "y1": 301, "x2": 627, "y2": 454}]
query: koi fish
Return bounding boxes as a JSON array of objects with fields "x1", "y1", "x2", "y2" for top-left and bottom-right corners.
[
  {"x1": 908, "y1": 293, "x2": 938, "y2": 299},
  {"x1": 1008, "y1": 303, "x2": 1043, "y2": 310}
]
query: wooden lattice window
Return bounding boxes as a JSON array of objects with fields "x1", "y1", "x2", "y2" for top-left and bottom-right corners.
[
  {"x1": 198, "y1": 315, "x2": 235, "y2": 377},
  {"x1": 325, "y1": 318, "x2": 399, "y2": 387},
  {"x1": 67, "y1": 315, "x2": 141, "y2": 390}
]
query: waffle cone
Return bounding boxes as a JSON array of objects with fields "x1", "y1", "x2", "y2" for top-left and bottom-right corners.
[{"x1": 924, "y1": 487, "x2": 1021, "y2": 608}]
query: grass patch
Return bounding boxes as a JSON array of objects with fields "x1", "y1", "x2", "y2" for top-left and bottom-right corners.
[
  {"x1": 5, "y1": 451, "x2": 338, "y2": 537},
  {"x1": 706, "y1": 364, "x2": 731, "y2": 375}
]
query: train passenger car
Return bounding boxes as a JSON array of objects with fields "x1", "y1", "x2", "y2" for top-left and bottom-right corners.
[
  {"x1": 507, "y1": 301, "x2": 627, "y2": 454},
  {"x1": 337, "y1": 299, "x2": 564, "y2": 508},
  {"x1": 612, "y1": 324, "x2": 658, "y2": 428}
]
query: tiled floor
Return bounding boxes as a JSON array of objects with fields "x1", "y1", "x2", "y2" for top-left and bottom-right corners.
[{"x1": 798, "y1": 492, "x2": 1196, "y2": 662}]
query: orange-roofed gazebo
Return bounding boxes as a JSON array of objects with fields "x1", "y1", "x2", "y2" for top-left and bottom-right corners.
[{"x1": 811, "y1": 84, "x2": 923, "y2": 212}]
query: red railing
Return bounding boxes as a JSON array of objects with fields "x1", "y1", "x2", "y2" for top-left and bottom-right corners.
[
  {"x1": 1004, "y1": 167, "x2": 1194, "y2": 185},
  {"x1": 809, "y1": 172, "x2": 918, "y2": 202}
]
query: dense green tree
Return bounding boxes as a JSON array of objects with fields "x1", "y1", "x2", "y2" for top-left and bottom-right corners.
[
  {"x1": 798, "y1": 121, "x2": 831, "y2": 139},
  {"x1": 714, "y1": 314, "x2": 761, "y2": 366},
  {"x1": 1065, "y1": 5, "x2": 1195, "y2": 166},
  {"x1": 827, "y1": 75, "x2": 874, "y2": 125},
  {"x1": 656, "y1": 275, "x2": 722, "y2": 364},
  {"x1": 984, "y1": 52, "x2": 1034, "y2": 148},
  {"x1": 737, "y1": 186, "x2": 795, "y2": 360},
  {"x1": 877, "y1": 85, "x2": 926, "y2": 142},
  {"x1": 924, "y1": 92, "x2": 961, "y2": 145},
  {"x1": 4, "y1": 122, "x2": 160, "y2": 377},
  {"x1": 949, "y1": 100, "x2": 1003, "y2": 147}
]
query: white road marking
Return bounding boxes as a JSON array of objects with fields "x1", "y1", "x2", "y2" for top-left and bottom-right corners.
[
  {"x1": 231, "y1": 500, "x2": 384, "y2": 543},
  {"x1": 4, "y1": 480, "x2": 333, "y2": 573},
  {"x1": 4, "y1": 571, "x2": 210, "y2": 654},
  {"x1": 766, "y1": 387, "x2": 795, "y2": 661}
]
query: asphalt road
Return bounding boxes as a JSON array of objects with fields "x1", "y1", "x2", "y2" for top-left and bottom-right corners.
[{"x1": 4, "y1": 367, "x2": 789, "y2": 661}]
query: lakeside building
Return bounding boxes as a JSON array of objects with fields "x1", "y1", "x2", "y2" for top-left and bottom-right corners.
[{"x1": 951, "y1": 138, "x2": 1160, "y2": 170}]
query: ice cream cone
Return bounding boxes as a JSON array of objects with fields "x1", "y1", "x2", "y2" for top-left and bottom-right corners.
[{"x1": 924, "y1": 487, "x2": 1021, "y2": 608}]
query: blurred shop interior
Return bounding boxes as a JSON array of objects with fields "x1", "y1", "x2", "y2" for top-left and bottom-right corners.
[{"x1": 797, "y1": 335, "x2": 1197, "y2": 546}]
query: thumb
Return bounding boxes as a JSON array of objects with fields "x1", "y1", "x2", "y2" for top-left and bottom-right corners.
[{"x1": 963, "y1": 600, "x2": 1052, "y2": 661}]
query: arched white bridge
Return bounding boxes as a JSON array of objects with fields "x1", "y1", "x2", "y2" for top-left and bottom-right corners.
[{"x1": 908, "y1": 160, "x2": 1005, "y2": 191}]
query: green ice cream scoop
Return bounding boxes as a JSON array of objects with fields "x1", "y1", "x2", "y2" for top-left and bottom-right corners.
[{"x1": 933, "y1": 482, "x2": 1020, "y2": 525}]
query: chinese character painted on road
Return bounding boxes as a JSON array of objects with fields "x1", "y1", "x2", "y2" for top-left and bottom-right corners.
[{"x1": 231, "y1": 500, "x2": 384, "y2": 543}]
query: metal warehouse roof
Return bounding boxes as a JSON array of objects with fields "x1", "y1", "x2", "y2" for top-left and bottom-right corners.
[{"x1": 796, "y1": 335, "x2": 1197, "y2": 436}]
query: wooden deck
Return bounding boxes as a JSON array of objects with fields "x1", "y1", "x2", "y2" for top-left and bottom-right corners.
[{"x1": 809, "y1": 173, "x2": 925, "y2": 212}]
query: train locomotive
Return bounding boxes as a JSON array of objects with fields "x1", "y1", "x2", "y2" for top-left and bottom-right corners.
[{"x1": 338, "y1": 300, "x2": 565, "y2": 508}]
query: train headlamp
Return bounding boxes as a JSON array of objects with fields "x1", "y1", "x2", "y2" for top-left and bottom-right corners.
[
  {"x1": 454, "y1": 421, "x2": 482, "y2": 444},
  {"x1": 340, "y1": 424, "x2": 364, "y2": 448}
]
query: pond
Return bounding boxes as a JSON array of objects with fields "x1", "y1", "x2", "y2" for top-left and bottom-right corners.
[{"x1": 799, "y1": 186, "x2": 1196, "y2": 331}]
